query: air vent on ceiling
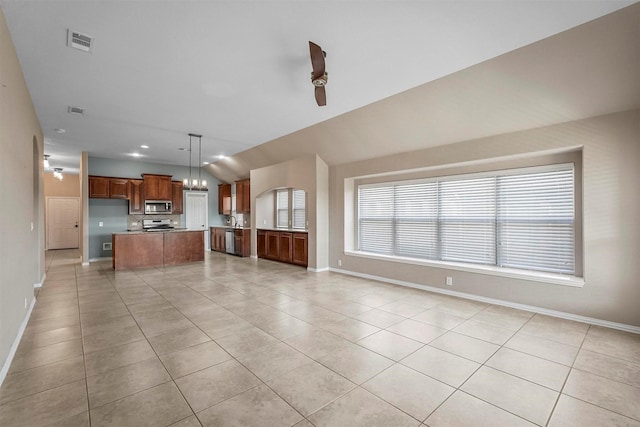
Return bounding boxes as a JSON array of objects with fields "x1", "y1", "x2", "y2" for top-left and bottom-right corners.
[
  {"x1": 67, "y1": 106, "x2": 85, "y2": 115},
  {"x1": 67, "y1": 29, "x2": 93, "y2": 53}
]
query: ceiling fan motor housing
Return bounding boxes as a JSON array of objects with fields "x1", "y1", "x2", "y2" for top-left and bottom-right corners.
[{"x1": 312, "y1": 72, "x2": 328, "y2": 87}]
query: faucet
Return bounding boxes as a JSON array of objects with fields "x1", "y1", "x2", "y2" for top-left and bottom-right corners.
[{"x1": 228, "y1": 216, "x2": 238, "y2": 228}]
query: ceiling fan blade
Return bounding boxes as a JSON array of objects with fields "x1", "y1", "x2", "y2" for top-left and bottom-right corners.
[
  {"x1": 309, "y1": 41, "x2": 325, "y2": 79},
  {"x1": 315, "y1": 86, "x2": 326, "y2": 106}
]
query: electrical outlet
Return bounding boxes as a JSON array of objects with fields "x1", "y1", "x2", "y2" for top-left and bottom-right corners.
[
  {"x1": 98, "y1": 221, "x2": 104, "y2": 227},
  {"x1": 24, "y1": 297, "x2": 27, "y2": 308},
  {"x1": 338, "y1": 259, "x2": 342, "y2": 267},
  {"x1": 446, "y1": 276, "x2": 453, "y2": 286},
  {"x1": 103, "y1": 242, "x2": 112, "y2": 251},
  {"x1": 263, "y1": 219, "x2": 267, "y2": 225}
]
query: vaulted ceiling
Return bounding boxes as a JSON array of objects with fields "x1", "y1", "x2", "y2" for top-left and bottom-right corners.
[{"x1": 1, "y1": 1, "x2": 637, "y2": 179}]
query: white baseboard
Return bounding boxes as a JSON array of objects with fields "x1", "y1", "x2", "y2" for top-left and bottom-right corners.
[
  {"x1": 0, "y1": 296, "x2": 36, "y2": 386},
  {"x1": 33, "y1": 272, "x2": 46, "y2": 288},
  {"x1": 88, "y1": 257, "x2": 112, "y2": 263},
  {"x1": 308, "y1": 266, "x2": 330, "y2": 273},
  {"x1": 330, "y1": 267, "x2": 640, "y2": 334}
]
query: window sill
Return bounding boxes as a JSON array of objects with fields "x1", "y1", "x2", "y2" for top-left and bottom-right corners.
[{"x1": 344, "y1": 250, "x2": 585, "y2": 288}]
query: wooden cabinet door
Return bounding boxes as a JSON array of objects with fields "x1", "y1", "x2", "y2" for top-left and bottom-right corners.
[
  {"x1": 278, "y1": 232, "x2": 292, "y2": 263},
  {"x1": 89, "y1": 176, "x2": 110, "y2": 198},
  {"x1": 214, "y1": 228, "x2": 226, "y2": 252},
  {"x1": 242, "y1": 180, "x2": 250, "y2": 213},
  {"x1": 292, "y1": 233, "x2": 308, "y2": 267},
  {"x1": 109, "y1": 178, "x2": 129, "y2": 199},
  {"x1": 218, "y1": 184, "x2": 231, "y2": 215},
  {"x1": 127, "y1": 180, "x2": 144, "y2": 214},
  {"x1": 143, "y1": 174, "x2": 172, "y2": 200},
  {"x1": 257, "y1": 230, "x2": 267, "y2": 258},
  {"x1": 235, "y1": 179, "x2": 250, "y2": 213},
  {"x1": 171, "y1": 181, "x2": 184, "y2": 214},
  {"x1": 234, "y1": 230, "x2": 243, "y2": 256},
  {"x1": 266, "y1": 231, "x2": 280, "y2": 260},
  {"x1": 235, "y1": 181, "x2": 244, "y2": 213}
]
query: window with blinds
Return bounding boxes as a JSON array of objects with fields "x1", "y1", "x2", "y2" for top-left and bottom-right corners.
[
  {"x1": 358, "y1": 164, "x2": 575, "y2": 275},
  {"x1": 275, "y1": 188, "x2": 307, "y2": 230},
  {"x1": 292, "y1": 189, "x2": 306, "y2": 229},
  {"x1": 276, "y1": 189, "x2": 289, "y2": 228}
]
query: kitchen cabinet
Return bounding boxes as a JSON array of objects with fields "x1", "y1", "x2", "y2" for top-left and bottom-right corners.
[
  {"x1": 218, "y1": 183, "x2": 231, "y2": 215},
  {"x1": 127, "y1": 179, "x2": 144, "y2": 214},
  {"x1": 171, "y1": 181, "x2": 184, "y2": 214},
  {"x1": 257, "y1": 230, "x2": 267, "y2": 258},
  {"x1": 143, "y1": 174, "x2": 172, "y2": 201},
  {"x1": 292, "y1": 232, "x2": 308, "y2": 267},
  {"x1": 234, "y1": 229, "x2": 251, "y2": 257},
  {"x1": 109, "y1": 178, "x2": 129, "y2": 199},
  {"x1": 89, "y1": 176, "x2": 110, "y2": 198},
  {"x1": 210, "y1": 227, "x2": 226, "y2": 252},
  {"x1": 235, "y1": 179, "x2": 251, "y2": 213},
  {"x1": 278, "y1": 232, "x2": 292, "y2": 262},
  {"x1": 257, "y1": 229, "x2": 308, "y2": 267},
  {"x1": 266, "y1": 231, "x2": 280, "y2": 260}
]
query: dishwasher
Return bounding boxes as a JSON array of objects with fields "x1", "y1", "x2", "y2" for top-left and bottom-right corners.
[{"x1": 225, "y1": 229, "x2": 235, "y2": 254}]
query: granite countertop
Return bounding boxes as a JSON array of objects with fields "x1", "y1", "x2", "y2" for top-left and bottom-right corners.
[
  {"x1": 113, "y1": 228, "x2": 203, "y2": 235},
  {"x1": 210, "y1": 226, "x2": 252, "y2": 230},
  {"x1": 257, "y1": 227, "x2": 308, "y2": 233}
]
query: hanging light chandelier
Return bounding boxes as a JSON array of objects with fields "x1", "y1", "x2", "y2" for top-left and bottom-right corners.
[
  {"x1": 183, "y1": 133, "x2": 207, "y2": 191},
  {"x1": 43, "y1": 154, "x2": 50, "y2": 169}
]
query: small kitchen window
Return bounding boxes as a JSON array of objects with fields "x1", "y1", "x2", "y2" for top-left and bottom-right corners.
[{"x1": 275, "y1": 188, "x2": 306, "y2": 229}]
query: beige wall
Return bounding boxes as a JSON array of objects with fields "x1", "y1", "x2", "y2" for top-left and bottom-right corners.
[
  {"x1": 251, "y1": 154, "x2": 329, "y2": 270},
  {"x1": 331, "y1": 109, "x2": 640, "y2": 327},
  {"x1": 0, "y1": 8, "x2": 45, "y2": 371},
  {"x1": 44, "y1": 172, "x2": 80, "y2": 197}
]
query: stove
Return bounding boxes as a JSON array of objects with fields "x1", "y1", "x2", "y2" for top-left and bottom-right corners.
[{"x1": 142, "y1": 218, "x2": 174, "y2": 232}]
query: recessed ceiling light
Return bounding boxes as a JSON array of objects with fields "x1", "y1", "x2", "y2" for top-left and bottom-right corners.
[
  {"x1": 202, "y1": 161, "x2": 210, "y2": 165},
  {"x1": 140, "y1": 145, "x2": 149, "y2": 149},
  {"x1": 130, "y1": 153, "x2": 142, "y2": 157},
  {"x1": 217, "y1": 155, "x2": 227, "y2": 160},
  {"x1": 178, "y1": 147, "x2": 190, "y2": 151},
  {"x1": 54, "y1": 128, "x2": 66, "y2": 134}
]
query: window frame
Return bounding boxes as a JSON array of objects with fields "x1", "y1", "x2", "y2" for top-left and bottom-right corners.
[
  {"x1": 353, "y1": 159, "x2": 583, "y2": 286},
  {"x1": 274, "y1": 188, "x2": 307, "y2": 230}
]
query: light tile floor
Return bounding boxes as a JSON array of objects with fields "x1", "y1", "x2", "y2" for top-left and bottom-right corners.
[{"x1": 1, "y1": 249, "x2": 639, "y2": 426}]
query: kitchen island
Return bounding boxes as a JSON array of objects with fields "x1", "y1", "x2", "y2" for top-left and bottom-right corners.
[{"x1": 112, "y1": 229, "x2": 204, "y2": 271}]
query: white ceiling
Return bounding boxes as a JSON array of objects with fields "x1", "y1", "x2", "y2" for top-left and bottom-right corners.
[{"x1": 1, "y1": 1, "x2": 634, "y2": 175}]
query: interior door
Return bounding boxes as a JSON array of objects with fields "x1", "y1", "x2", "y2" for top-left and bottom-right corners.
[
  {"x1": 47, "y1": 197, "x2": 80, "y2": 249},
  {"x1": 185, "y1": 192, "x2": 209, "y2": 250}
]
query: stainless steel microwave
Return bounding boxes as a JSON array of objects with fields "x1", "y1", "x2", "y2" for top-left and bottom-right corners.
[{"x1": 144, "y1": 200, "x2": 172, "y2": 214}]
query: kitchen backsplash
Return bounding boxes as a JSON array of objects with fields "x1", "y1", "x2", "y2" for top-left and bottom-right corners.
[{"x1": 127, "y1": 214, "x2": 182, "y2": 230}]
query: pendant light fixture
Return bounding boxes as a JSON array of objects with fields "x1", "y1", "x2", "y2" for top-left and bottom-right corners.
[
  {"x1": 183, "y1": 133, "x2": 207, "y2": 191},
  {"x1": 53, "y1": 168, "x2": 64, "y2": 181},
  {"x1": 43, "y1": 154, "x2": 50, "y2": 169}
]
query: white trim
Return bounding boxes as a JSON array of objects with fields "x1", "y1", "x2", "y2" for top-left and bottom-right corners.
[
  {"x1": 81, "y1": 261, "x2": 90, "y2": 266},
  {"x1": 330, "y1": 267, "x2": 639, "y2": 334},
  {"x1": 345, "y1": 250, "x2": 584, "y2": 287},
  {"x1": 307, "y1": 266, "x2": 329, "y2": 273},
  {"x1": 250, "y1": 255, "x2": 258, "y2": 260},
  {"x1": 0, "y1": 296, "x2": 36, "y2": 386},
  {"x1": 33, "y1": 272, "x2": 46, "y2": 288}
]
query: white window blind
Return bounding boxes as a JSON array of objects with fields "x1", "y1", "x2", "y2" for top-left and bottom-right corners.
[
  {"x1": 497, "y1": 169, "x2": 574, "y2": 274},
  {"x1": 292, "y1": 189, "x2": 306, "y2": 229},
  {"x1": 276, "y1": 189, "x2": 289, "y2": 228},
  {"x1": 358, "y1": 164, "x2": 575, "y2": 275}
]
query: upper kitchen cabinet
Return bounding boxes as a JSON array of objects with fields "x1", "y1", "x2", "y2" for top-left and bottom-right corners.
[
  {"x1": 143, "y1": 174, "x2": 172, "y2": 200},
  {"x1": 109, "y1": 178, "x2": 129, "y2": 199},
  {"x1": 89, "y1": 176, "x2": 110, "y2": 198},
  {"x1": 171, "y1": 181, "x2": 184, "y2": 214},
  {"x1": 128, "y1": 179, "x2": 144, "y2": 214},
  {"x1": 218, "y1": 183, "x2": 231, "y2": 215},
  {"x1": 235, "y1": 179, "x2": 251, "y2": 213}
]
